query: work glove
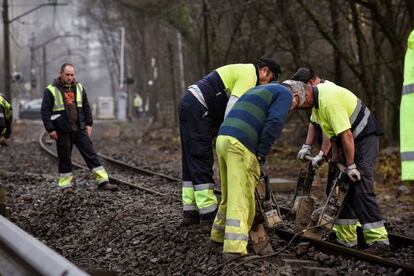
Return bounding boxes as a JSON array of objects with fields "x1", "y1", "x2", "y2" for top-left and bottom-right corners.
[
  {"x1": 346, "y1": 163, "x2": 361, "y2": 182},
  {"x1": 311, "y1": 151, "x2": 325, "y2": 169},
  {"x1": 297, "y1": 144, "x2": 311, "y2": 160}
]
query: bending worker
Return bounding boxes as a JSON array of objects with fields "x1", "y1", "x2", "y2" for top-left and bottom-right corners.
[
  {"x1": 401, "y1": 29, "x2": 414, "y2": 181},
  {"x1": 284, "y1": 80, "x2": 389, "y2": 255},
  {"x1": 211, "y1": 81, "x2": 293, "y2": 257},
  {"x1": 41, "y1": 63, "x2": 117, "y2": 193},
  {"x1": 292, "y1": 67, "x2": 330, "y2": 166},
  {"x1": 178, "y1": 58, "x2": 281, "y2": 226},
  {"x1": 292, "y1": 67, "x2": 337, "y2": 195},
  {"x1": 0, "y1": 93, "x2": 12, "y2": 145}
]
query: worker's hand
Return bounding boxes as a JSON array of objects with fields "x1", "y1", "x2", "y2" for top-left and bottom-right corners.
[
  {"x1": 311, "y1": 151, "x2": 325, "y2": 169},
  {"x1": 297, "y1": 144, "x2": 311, "y2": 160},
  {"x1": 49, "y1": 131, "x2": 58, "y2": 140},
  {"x1": 346, "y1": 163, "x2": 361, "y2": 182},
  {"x1": 86, "y1": 125, "x2": 93, "y2": 137}
]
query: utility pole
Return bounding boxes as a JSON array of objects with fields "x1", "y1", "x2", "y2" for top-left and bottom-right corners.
[
  {"x1": 202, "y1": 0, "x2": 210, "y2": 74},
  {"x1": 119, "y1": 27, "x2": 125, "y2": 90},
  {"x1": 42, "y1": 46, "x2": 47, "y2": 91},
  {"x1": 2, "y1": 0, "x2": 68, "y2": 103},
  {"x1": 2, "y1": 0, "x2": 11, "y2": 100},
  {"x1": 29, "y1": 33, "x2": 36, "y2": 99}
]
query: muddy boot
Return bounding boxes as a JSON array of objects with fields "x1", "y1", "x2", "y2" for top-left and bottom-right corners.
[
  {"x1": 182, "y1": 211, "x2": 200, "y2": 226},
  {"x1": 200, "y1": 209, "x2": 217, "y2": 225},
  {"x1": 363, "y1": 243, "x2": 390, "y2": 257},
  {"x1": 200, "y1": 210, "x2": 217, "y2": 232},
  {"x1": 62, "y1": 187, "x2": 74, "y2": 194},
  {"x1": 98, "y1": 182, "x2": 118, "y2": 191}
]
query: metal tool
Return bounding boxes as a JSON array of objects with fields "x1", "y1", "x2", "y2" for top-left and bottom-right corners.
[
  {"x1": 292, "y1": 160, "x2": 317, "y2": 232},
  {"x1": 301, "y1": 156, "x2": 350, "y2": 239},
  {"x1": 250, "y1": 173, "x2": 283, "y2": 254}
]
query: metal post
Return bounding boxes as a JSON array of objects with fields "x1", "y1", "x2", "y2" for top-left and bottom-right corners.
[
  {"x1": 29, "y1": 33, "x2": 36, "y2": 99},
  {"x1": 42, "y1": 46, "x2": 47, "y2": 91},
  {"x1": 119, "y1": 27, "x2": 125, "y2": 89},
  {"x1": 2, "y1": 0, "x2": 11, "y2": 101}
]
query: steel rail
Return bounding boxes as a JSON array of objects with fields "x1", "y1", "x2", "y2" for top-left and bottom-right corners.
[
  {"x1": 274, "y1": 228, "x2": 414, "y2": 273},
  {"x1": 0, "y1": 214, "x2": 89, "y2": 276},
  {"x1": 279, "y1": 206, "x2": 414, "y2": 247},
  {"x1": 38, "y1": 130, "x2": 165, "y2": 196},
  {"x1": 97, "y1": 152, "x2": 181, "y2": 182}
]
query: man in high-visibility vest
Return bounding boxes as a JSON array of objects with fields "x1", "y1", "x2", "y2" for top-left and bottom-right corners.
[
  {"x1": 178, "y1": 58, "x2": 281, "y2": 226},
  {"x1": 401, "y1": 29, "x2": 414, "y2": 181},
  {"x1": 41, "y1": 63, "x2": 117, "y2": 193},
  {"x1": 133, "y1": 93, "x2": 143, "y2": 118},
  {"x1": 291, "y1": 68, "x2": 339, "y2": 194},
  {"x1": 0, "y1": 93, "x2": 12, "y2": 146},
  {"x1": 284, "y1": 80, "x2": 389, "y2": 256}
]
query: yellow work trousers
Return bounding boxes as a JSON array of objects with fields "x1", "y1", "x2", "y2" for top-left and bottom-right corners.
[{"x1": 211, "y1": 135, "x2": 260, "y2": 255}]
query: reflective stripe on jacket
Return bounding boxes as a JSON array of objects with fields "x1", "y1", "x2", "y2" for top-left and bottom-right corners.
[
  {"x1": 312, "y1": 82, "x2": 383, "y2": 141},
  {"x1": 41, "y1": 81, "x2": 93, "y2": 133},
  {"x1": 401, "y1": 29, "x2": 414, "y2": 180},
  {"x1": 47, "y1": 83, "x2": 83, "y2": 111}
]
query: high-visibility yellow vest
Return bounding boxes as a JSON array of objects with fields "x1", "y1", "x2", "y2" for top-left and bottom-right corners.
[
  {"x1": 0, "y1": 95, "x2": 12, "y2": 137},
  {"x1": 47, "y1": 83, "x2": 83, "y2": 112},
  {"x1": 0, "y1": 95, "x2": 12, "y2": 120},
  {"x1": 401, "y1": 29, "x2": 414, "y2": 181}
]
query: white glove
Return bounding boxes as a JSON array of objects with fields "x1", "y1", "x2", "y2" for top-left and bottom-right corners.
[
  {"x1": 311, "y1": 151, "x2": 325, "y2": 169},
  {"x1": 297, "y1": 144, "x2": 311, "y2": 160},
  {"x1": 346, "y1": 163, "x2": 361, "y2": 182}
]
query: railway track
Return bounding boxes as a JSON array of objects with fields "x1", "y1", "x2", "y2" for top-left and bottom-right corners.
[
  {"x1": 38, "y1": 130, "x2": 180, "y2": 197},
  {"x1": 274, "y1": 228, "x2": 414, "y2": 274},
  {"x1": 38, "y1": 129, "x2": 414, "y2": 274}
]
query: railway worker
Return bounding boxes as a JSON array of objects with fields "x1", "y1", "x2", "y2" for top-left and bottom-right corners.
[
  {"x1": 179, "y1": 58, "x2": 281, "y2": 226},
  {"x1": 0, "y1": 92, "x2": 12, "y2": 145},
  {"x1": 292, "y1": 67, "x2": 338, "y2": 196},
  {"x1": 210, "y1": 81, "x2": 293, "y2": 257},
  {"x1": 401, "y1": 29, "x2": 414, "y2": 181},
  {"x1": 41, "y1": 63, "x2": 117, "y2": 193},
  {"x1": 133, "y1": 93, "x2": 143, "y2": 118},
  {"x1": 284, "y1": 80, "x2": 390, "y2": 255}
]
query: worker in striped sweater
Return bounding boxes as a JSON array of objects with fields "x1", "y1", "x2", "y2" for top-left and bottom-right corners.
[{"x1": 210, "y1": 82, "x2": 295, "y2": 257}]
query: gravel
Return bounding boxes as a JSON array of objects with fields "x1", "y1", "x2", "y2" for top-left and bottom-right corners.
[{"x1": 0, "y1": 121, "x2": 413, "y2": 275}]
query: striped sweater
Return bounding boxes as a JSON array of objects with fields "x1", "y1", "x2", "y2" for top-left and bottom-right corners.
[{"x1": 218, "y1": 83, "x2": 292, "y2": 157}]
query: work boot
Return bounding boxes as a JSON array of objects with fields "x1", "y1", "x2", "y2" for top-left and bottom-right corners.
[
  {"x1": 62, "y1": 187, "x2": 74, "y2": 194},
  {"x1": 98, "y1": 182, "x2": 118, "y2": 191},
  {"x1": 363, "y1": 243, "x2": 390, "y2": 257},
  {"x1": 200, "y1": 210, "x2": 217, "y2": 226},
  {"x1": 200, "y1": 210, "x2": 217, "y2": 232},
  {"x1": 182, "y1": 211, "x2": 200, "y2": 226}
]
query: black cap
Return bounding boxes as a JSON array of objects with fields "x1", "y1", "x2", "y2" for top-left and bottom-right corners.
[
  {"x1": 291, "y1": 67, "x2": 314, "y2": 83},
  {"x1": 258, "y1": 57, "x2": 281, "y2": 80}
]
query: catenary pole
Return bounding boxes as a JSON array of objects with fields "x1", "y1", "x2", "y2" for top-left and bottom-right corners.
[{"x1": 2, "y1": 0, "x2": 11, "y2": 100}]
